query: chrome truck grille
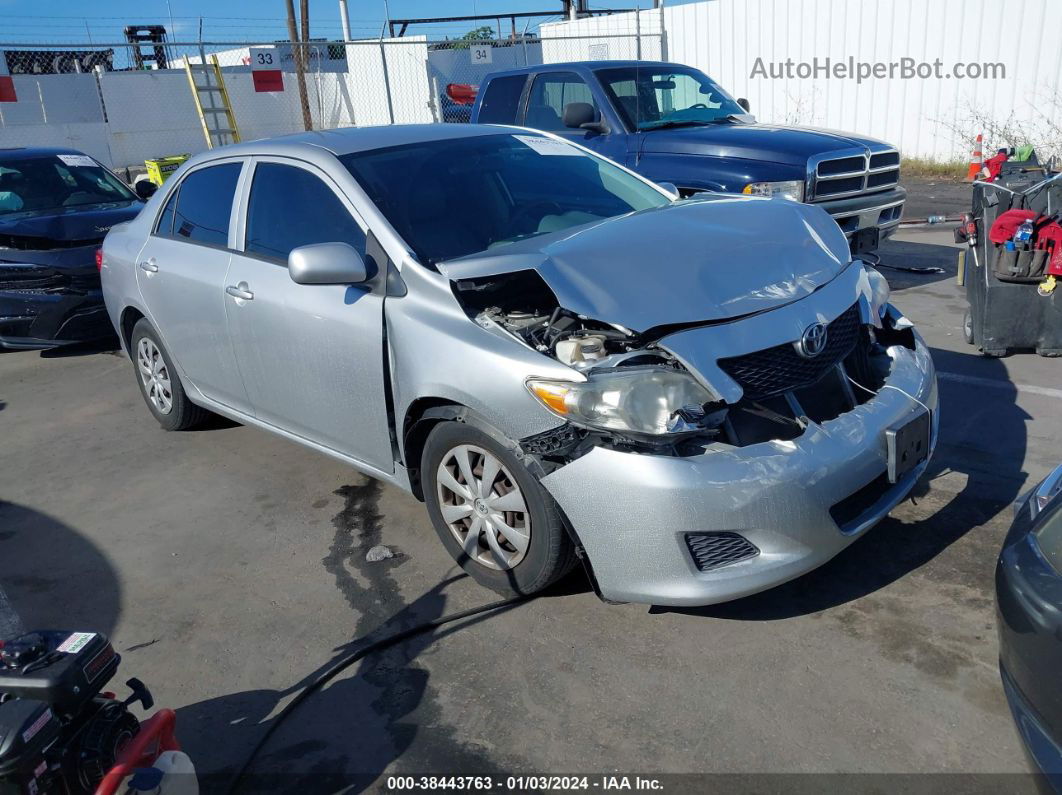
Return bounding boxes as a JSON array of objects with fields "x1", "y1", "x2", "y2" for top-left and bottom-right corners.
[{"x1": 809, "y1": 149, "x2": 900, "y2": 200}]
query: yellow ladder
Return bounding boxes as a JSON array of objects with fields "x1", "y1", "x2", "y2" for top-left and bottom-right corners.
[{"x1": 185, "y1": 54, "x2": 240, "y2": 149}]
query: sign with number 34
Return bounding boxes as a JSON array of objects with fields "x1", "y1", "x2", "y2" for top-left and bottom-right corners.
[{"x1": 469, "y1": 44, "x2": 492, "y2": 65}]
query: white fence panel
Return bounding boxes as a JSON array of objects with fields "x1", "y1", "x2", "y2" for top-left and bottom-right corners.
[
  {"x1": 541, "y1": 9, "x2": 663, "y2": 63},
  {"x1": 541, "y1": 0, "x2": 1062, "y2": 161},
  {"x1": 0, "y1": 74, "x2": 111, "y2": 163}
]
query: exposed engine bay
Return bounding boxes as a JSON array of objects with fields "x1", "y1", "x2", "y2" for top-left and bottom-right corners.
[{"x1": 452, "y1": 267, "x2": 906, "y2": 461}]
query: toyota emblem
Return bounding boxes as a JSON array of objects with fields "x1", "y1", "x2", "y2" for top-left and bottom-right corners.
[{"x1": 798, "y1": 322, "x2": 828, "y2": 358}]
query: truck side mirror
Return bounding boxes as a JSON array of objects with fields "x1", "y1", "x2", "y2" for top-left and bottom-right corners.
[
  {"x1": 562, "y1": 102, "x2": 608, "y2": 134},
  {"x1": 133, "y1": 179, "x2": 157, "y2": 200},
  {"x1": 737, "y1": 97, "x2": 751, "y2": 113}
]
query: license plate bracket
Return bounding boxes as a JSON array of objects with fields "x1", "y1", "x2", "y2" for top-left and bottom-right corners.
[
  {"x1": 885, "y1": 410, "x2": 930, "y2": 484},
  {"x1": 850, "y1": 226, "x2": 880, "y2": 255}
]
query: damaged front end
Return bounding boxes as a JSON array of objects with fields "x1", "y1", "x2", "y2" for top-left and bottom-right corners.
[{"x1": 451, "y1": 256, "x2": 909, "y2": 466}]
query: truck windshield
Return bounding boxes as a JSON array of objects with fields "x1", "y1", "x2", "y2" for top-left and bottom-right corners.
[
  {"x1": 596, "y1": 65, "x2": 746, "y2": 131},
  {"x1": 340, "y1": 133, "x2": 669, "y2": 267},
  {"x1": 0, "y1": 154, "x2": 137, "y2": 217}
]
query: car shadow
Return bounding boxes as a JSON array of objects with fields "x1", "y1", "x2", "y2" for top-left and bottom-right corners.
[
  {"x1": 38, "y1": 337, "x2": 121, "y2": 358},
  {"x1": 176, "y1": 478, "x2": 578, "y2": 793},
  {"x1": 654, "y1": 346, "x2": 1028, "y2": 620},
  {"x1": 0, "y1": 501, "x2": 122, "y2": 640}
]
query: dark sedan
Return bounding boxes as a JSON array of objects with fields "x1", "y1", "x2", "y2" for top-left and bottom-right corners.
[
  {"x1": 0, "y1": 147, "x2": 142, "y2": 350},
  {"x1": 997, "y1": 464, "x2": 1062, "y2": 791}
]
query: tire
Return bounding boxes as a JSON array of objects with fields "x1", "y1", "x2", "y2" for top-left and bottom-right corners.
[
  {"x1": 962, "y1": 310, "x2": 974, "y2": 345},
  {"x1": 422, "y1": 421, "x2": 578, "y2": 597},
  {"x1": 129, "y1": 319, "x2": 209, "y2": 431}
]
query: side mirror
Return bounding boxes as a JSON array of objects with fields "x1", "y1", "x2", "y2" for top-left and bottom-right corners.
[
  {"x1": 657, "y1": 182, "x2": 680, "y2": 199},
  {"x1": 562, "y1": 101, "x2": 608, "y2": 134},
  {"x1": 736, "y1": 97, "x2": 751, "y2": 113},
  {"x1": 288, "y1": 242, "x2": 369, "y2": 285},
  {"x1": 134, "y1": 179, "x2": 158, "y2": 200}
]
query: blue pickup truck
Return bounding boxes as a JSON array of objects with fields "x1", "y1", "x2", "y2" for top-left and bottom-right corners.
[{"x1": 470, "y1": 60, "x2": 905, "y2": 253}]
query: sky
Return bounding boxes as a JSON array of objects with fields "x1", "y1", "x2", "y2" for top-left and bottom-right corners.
[{"x1": 0, "y1": 0, "x2": 679, "y2": 44}]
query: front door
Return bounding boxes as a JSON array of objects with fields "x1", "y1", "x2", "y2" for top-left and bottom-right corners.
[
  {"x1": 136, "y1": 160, "x2": 251, "y2": 413},
  {"x1": 223, "y1": 157, "x2": 393, "y2": 471}
]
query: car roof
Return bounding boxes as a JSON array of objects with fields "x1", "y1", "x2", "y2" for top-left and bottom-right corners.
[
  {"x1": 482, "y1": 60, "x2": 688, "y2": 78},
  {"x1": 0, "y1": 146, "x2": 96, "y2": 161},
  {"x1": 183, "y1": 123, "x2": 535, "y2": 166}
]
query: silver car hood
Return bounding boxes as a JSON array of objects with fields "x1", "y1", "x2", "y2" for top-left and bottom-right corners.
[{"x1": 438, "y1": 196, "x2": 852, "y2": 333}]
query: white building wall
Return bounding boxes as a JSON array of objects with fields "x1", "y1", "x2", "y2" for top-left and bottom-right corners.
[{"x1": 541, "y1": 0, "x2": 1062, "y2": 161}]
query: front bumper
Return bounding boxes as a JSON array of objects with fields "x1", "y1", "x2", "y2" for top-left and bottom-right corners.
[
  {"x1": 814, "y1": 185, "x2": 906, "y2": 241},
  {"x1": 540, "y1": 336, "x2": 938, "y2": 606}
]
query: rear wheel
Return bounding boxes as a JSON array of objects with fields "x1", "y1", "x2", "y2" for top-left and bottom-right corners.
[
  {"x1": 422, "y1": 421, "x2": 577, "y2": 596},
  {"x1": 130, "y1": 319, "x2": 209, "y2": 431}
]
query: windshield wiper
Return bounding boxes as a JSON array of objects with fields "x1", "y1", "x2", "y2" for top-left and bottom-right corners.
[{"x1": 639, "y1": 120, "x2": 716, "y2": 131}]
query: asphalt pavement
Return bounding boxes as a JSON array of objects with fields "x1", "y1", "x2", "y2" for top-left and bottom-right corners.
[{"x1": 1, "y1": 223, "x2": 1057, "y2": 792}]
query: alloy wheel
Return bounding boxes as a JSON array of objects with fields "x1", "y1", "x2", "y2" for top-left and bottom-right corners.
[
  {"x1": 436, "y1": 444, "x2": 531, "y2": 570},
  {"x1": 136, "y1": 337, "x2": 173, "y2": 415}
]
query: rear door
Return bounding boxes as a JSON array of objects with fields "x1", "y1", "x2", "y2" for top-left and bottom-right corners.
[
  {"x1": 521, "y1": 71, "x2": 627, "y2": 163},
  {"x1": 135, "y1": 159, "x2": 252, "y2": 414},
  {"x1": 223, "y1": 157, "x2": 393, "y2": 471}
]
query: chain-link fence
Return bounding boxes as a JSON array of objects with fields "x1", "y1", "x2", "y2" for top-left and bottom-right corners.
[{"x1": 0, "y1": 22, "x2": 663, "y2": 176}]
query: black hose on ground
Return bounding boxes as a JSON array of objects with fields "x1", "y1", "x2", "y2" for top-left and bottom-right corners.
[{"x1": 225, "y1": 591, "x2": 531, "y2": 794}]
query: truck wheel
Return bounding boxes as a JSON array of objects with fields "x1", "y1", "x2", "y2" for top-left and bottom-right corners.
[
  {"x1": 130, "y1": 319, "x2": 209, "y2": 431},
  {"x1": 422, "y1": 421, "x2": 577, "y2": 597}
]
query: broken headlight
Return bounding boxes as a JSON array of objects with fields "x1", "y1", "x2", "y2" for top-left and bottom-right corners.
[{"x1": 526, "y1": 367, "x2": 715, "y2": 436}]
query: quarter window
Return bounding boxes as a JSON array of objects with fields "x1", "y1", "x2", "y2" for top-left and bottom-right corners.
[
  {"x1": 244, "y1": 163, "x2": 366, "y2": 262},
  {"x1": 169, "y1": 163, "x2": 242, "y2": 247},
  {"x1": 155, "y1": 186, "x2": 179, "y2": 237},
  {"x1": 524, "y1": 72, "x2": 598, "y2": 131}
]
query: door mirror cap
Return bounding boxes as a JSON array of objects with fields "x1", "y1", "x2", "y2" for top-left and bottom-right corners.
[
  {"x1": 288, "y1": 242, "x2": 369, "y2": 285},
  {"x1": 657, "y1": 182, "x2": 680, "y2": 199},
  {"x1": 736, "y1": 97, "x2": 751, "y2": 113},
  {"x1": 562, "y1": 101, "x2": 608, "y2": 133},
  {"x1": 133, "y1": 179, "x2": 158, "y2": 200}
]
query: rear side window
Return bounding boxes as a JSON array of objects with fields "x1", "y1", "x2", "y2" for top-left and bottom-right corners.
[
  {"x1": 524, "y1": 72, "x2": 598, "y2": 131},
  {"x1": 170, "y1": 162, "x2": 242, "y2": 247},
  {"x1": 477, "y1": 75, "x2": 526, "y2": 124},
  {"x1": 244, "y1": 163, "x2": 366, "y2": 262}
]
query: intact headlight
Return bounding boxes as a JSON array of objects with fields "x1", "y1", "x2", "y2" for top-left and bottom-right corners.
[
  {"x1": 526, "y1": 367, "x2": 714, "y2": 436},
  {"x1": 742, "y1": 180, "x2": 805, "y2": 202}
]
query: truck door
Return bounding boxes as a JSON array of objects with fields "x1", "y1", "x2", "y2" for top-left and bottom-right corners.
[{"x1": 521, "y1": 71, "x2": 627, "y2": 165}]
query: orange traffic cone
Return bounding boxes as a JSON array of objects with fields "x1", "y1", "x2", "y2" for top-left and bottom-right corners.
[{"x1": 964, "y1": 133, "x2": 984, "y2": 181}]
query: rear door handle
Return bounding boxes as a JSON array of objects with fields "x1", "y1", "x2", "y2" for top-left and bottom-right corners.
[
  {"x1": 225, "y1": 282, "x2": 254, "y2": 301},
  {"x1": 138, "y1": 258, "x2": 158, "y2": 273}
]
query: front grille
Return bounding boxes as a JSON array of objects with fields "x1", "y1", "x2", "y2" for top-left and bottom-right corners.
[
  {"x1": 811, "y1": 149, "x2": 900, "y2": 200},
  {"x1": 717, "y1": 303, "x2": 861, "y2": 400},
  {"x1": 685, "y1": 532, "x2": 759, "y2": 572}
]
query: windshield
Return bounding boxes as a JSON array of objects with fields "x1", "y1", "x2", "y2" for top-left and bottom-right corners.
[
  {"x1": 596, "y1": 65, "x2": 745, "y2": 131},
  {"x1": 0, "y1": 154, "x2": 137, "y2": 218},
  {"x1": 340, "y1": 133, "x2": 668, "y2": 266}
]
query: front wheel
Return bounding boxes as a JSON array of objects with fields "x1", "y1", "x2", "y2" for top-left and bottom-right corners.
[
  {"x1": 422, "y1": 421, "x2": 577, "y2": 596},
  {"x1": 130, "y1": 319, "x2": 209, "y2": 431}
]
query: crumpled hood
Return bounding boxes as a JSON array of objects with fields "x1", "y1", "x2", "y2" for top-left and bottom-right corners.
[
  {"x1": 439, "y1": 196, "x2": 852, "y2": 333},
  {"x1": 0, "y1": 202, "x2": 142, "y2": 247},
  {"x1": 639, "y1": 122, "x2": 892, "y2": 166}
]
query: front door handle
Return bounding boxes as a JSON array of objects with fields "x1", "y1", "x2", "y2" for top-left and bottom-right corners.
[
  {"x1": 138, "y1": 258, "x2": 158, "y2": 273},
  {"x1": 225, "y1": 282, "x2": 254, "y2": 301}
]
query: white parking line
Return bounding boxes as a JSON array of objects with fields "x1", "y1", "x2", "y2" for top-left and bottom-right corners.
[
  {"x1": 0, "y1": 582, "x2": 24, "y2": 640},
  {"x1": 938, "y1": 371, "x2": 1062, "y2": 400}
]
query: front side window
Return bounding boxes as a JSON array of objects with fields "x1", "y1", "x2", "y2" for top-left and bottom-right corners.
[
  {"x1": 341, "y1": 133, "x2": 668, "y2": 266},
  {"x1": 597, "y1": 65, "x2": 744, "y2": 131},
  {"x1": 0, "y1": 154, "x2": 137, "y2": 217},
  {"x1": 244, "y1": 163, "x2": 366, "y2": 262},
  {"x1": 169, "y1": 162, "x2": 242, "y2": 247},
  {"x1": 524, "y1": 72, "x2": 598, "y2": 131}
]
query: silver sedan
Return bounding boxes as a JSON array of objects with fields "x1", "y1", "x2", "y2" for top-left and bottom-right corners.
[{"x1": 101, "y1": 124, "x2": 937, "y2": 606}]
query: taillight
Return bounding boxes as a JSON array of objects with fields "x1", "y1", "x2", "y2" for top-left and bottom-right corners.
[{"x1": 95, "y1": 248, "x2": 103, "y2": 271}]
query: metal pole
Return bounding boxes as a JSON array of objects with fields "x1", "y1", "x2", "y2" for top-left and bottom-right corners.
[
  {"x1": 635, "y1": 6, "x2": 641, "y2": 60},
  {"x1": 339, "y1": 0, "x2": 352, "y2": 41},
  {"x1": 659, "y1": 0, "x2": 668, "y2": 61},
  {"x1": 431, "y1": 74, "x2": 442, "y2": 122},
  {"x1": 378, "y1": 25, "x2": 395, "y2": 124}
]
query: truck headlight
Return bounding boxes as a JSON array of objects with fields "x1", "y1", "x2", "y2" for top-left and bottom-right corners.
[
  {"x1": 526, "y1": 367, "x2": 715, "y2": 436},
  {"x1": 742, "y1": 180, "x2": 805, "y2": 202}
]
